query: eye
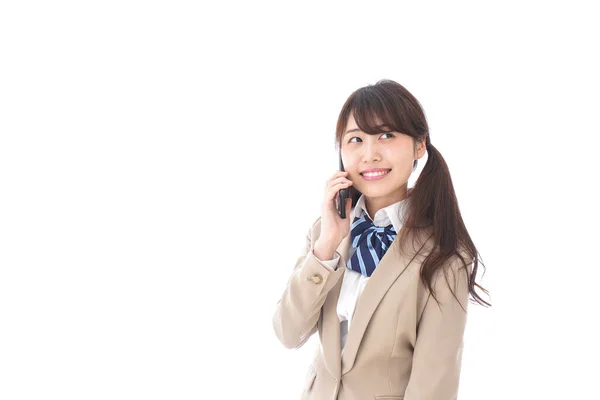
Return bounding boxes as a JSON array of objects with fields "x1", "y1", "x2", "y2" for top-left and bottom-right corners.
[{"x1": 348, "y1": 132, "x2": 394, "y2": 143}]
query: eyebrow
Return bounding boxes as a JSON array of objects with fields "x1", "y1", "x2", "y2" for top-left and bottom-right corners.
[{"x1": 344, "y1": 128, "x2": 362, "y2": 137}]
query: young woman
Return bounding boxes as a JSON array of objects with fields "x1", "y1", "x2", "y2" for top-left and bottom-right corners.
[{"x1": 273, "y1": 79, "x2": 490, "y2": 400}]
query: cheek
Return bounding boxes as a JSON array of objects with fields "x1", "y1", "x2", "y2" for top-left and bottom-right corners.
[
  {"x1": 342, "y1": 153, "x2": 360, "y2": 169},
  {"x1": 389, "y1": 148, "x2": 414, "y2": 165}
]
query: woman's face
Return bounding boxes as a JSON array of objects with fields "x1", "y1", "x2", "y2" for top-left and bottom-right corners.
[{"x1": 341, "y1": 114, "x2": 426, "y2": 205}]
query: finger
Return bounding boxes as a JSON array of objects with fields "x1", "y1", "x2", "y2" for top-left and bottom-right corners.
[
  {"x1": 327, "y1": 182, "x2": 353, "y2": 202},
  {"x1": 325, "y1": 171, "x2": 348, "y2": 188},
  {"x1": 329, "y1": 170, "x2": 349, "y2": 181},
  {"x1": 327, "y1": 176, "x2": 353, "y2": 190}
]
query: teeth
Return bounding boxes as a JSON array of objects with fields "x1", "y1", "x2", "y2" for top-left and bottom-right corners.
[{"x1": 363, "y1": 170, "x2": 389, "y2": 177}]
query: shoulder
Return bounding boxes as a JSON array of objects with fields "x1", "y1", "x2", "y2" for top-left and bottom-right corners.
[{"x1": 401, "y1": 229, "x2": 473, "y2": 287}]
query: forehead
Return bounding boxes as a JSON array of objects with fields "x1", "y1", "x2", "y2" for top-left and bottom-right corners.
[{"x1": 346, "y1": 113, "x2": 357, "y2": 127}]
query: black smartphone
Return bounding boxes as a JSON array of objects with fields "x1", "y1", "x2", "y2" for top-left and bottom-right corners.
[{"x1": 337, "y1": 149, "x2": 349, "y2": 219}]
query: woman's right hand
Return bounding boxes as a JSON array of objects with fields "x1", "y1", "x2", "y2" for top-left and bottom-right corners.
[{"x1": 316, "y1": 170, "x2": 354, "y2": 254}]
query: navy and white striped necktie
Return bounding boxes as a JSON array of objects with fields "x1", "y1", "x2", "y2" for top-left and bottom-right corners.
[{"x1": 346, "y1": 212, "x2": 397, "y2": 277}]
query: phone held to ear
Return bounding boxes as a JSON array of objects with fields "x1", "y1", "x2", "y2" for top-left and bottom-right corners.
[{"x1": 337, "y1": 151, "x2": 349, "y2": 219}]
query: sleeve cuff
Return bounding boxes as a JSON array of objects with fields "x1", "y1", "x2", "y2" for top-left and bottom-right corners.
[{"x1": 311, "y1": 248, "x2": 341, "y2": 271}]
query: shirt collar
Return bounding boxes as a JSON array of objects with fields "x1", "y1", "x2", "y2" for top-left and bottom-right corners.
[{"x1": 353, "y1": 193, "x2": 410, "y2": 233}]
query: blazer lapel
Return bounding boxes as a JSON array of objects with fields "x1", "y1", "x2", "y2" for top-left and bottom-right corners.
[
  {"x1": 316, "y1": 207, "x2": 433, "y2": 378},
  {"x1": 339, "y1": 223, "x2": 432, "y2": 376}
]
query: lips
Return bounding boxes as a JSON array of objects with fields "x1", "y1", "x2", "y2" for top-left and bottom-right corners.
[
  {"x1": 360, "y1": 169, "x2": 391, "y2": 181},
  {"x1": 360, "y1": 169, "x2": 391, "y2": 175}
]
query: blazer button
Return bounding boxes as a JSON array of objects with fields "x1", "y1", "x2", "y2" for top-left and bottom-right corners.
[{"x1": 308, "y1": 274, "x2": 323, "y2": 284}]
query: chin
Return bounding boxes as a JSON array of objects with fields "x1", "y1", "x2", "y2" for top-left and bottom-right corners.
[{"x1": 360, "y1": 189, "x2": 393, "y2": 197}]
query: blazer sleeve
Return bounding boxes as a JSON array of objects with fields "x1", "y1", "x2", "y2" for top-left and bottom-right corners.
[
  {"x1": 272, "y1": 219, "x2": 345, "y2": 349},
  {"x1": 403, "y1": 255, "x2": 473, "y2": 400}
]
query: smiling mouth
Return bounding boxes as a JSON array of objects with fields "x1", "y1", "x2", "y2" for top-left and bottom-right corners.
[
  {"x1": 360, "y1": 169, "x2": 391, "y2": 180},
  {"x1": 360, "y1": 169, "x2": 391, "y2": 175}
]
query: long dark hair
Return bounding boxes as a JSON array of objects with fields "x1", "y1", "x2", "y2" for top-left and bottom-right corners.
[{"x1": 335, "y1": 79, "x2": 491, "y2": 308}]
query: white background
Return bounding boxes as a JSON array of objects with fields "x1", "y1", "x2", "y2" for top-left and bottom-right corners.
[{"x1": 1, "y1": 1, "x2": 599, "y2": 399}]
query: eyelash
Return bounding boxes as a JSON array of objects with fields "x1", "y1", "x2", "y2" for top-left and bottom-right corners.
[{"x1": 348, "y1": 132, "x2": 394, "y2": 143}]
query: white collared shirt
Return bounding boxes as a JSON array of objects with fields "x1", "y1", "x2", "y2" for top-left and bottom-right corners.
[{"x1": 312, "y1": 193, "x2": 409, "y2": 353}]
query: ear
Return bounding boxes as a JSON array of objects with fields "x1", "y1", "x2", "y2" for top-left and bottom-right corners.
[{"x1": 415, "y1": 137, "x2": 427, "y2": 159}]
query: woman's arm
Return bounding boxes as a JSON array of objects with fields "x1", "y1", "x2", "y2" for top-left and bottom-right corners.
[{"x1": 272, "y1": 221, "x2": 345, "y2": 349}]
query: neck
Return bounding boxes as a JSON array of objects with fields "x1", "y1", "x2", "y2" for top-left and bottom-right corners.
[{"x1": 364, "y1": 186, "x2": 410, "y2": 220}]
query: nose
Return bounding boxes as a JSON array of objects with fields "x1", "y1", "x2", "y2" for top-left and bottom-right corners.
[{"x1": 362, "y1": 140, "x2": 382, "y2": 163}]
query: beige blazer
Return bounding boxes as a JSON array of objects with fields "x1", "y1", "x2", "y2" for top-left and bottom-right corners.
[{"x1": 273, "y1": 208, "x2": 473, "y2": 400}]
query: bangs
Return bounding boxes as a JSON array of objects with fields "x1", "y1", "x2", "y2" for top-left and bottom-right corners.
[
  {"x1": 349, "y1": 88, "x2": 405, "y2": 135},
  {"x1": 336, "y1": 80, "x2": 426, "y2": 148}
]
